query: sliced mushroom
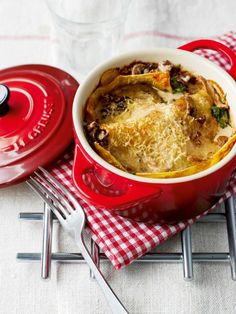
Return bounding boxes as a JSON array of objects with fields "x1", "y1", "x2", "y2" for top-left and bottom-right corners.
[
  {"x1": 131, "y1": 63, "x2": 147, "y2": 75},
  {"x1": 158, "y1": 60, "x2": 173, "y2": 72},
  {"x1": 198, "y1": 76, "x2": 229, "y2": 109},
  {"x1": 216, "y1": 135, "x2": 228, "y2": 146}
]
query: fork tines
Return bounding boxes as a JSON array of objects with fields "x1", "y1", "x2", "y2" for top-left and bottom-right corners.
[{"x1": 27, "y1": 167, "x2": 76, "y2": 222}]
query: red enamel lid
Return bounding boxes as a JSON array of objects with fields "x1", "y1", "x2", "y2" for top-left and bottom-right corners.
[{"x1": 0, "y1": 64, "x2": 79, "y2": 187}]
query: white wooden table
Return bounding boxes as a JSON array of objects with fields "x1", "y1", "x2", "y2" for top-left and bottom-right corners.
[{"x1": 1, "y1": 1, "x2": 236, "y2": 313}]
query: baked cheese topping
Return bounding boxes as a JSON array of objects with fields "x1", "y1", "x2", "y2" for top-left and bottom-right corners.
[{"x1": 84, "y1": 61, "x2": 236, "y2": 178}]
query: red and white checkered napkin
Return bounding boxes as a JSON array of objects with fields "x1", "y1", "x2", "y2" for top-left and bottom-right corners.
[{"x1": 50, "y1": 32, "x2": 236, "y2": 270}]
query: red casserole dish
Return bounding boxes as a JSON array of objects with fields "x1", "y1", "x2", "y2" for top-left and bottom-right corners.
[{"x1": 72, "y1": 40, "x2": 236, "y2": 223}]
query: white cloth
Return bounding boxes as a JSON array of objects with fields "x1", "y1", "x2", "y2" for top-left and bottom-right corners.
[{"x1": 0, "y1": 0, "x2": 236, "y2": 313}]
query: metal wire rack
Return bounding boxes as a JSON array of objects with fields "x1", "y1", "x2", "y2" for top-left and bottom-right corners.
[{"x1": 16, "y1": 196, "x2": 236, "y2": 281}]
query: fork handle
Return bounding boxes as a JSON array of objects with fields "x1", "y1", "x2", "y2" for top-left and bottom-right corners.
[{"x1": 75, "y1": 236, "x2": 129, "y2": 314}]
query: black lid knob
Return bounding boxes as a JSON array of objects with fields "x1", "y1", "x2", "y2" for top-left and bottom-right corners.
[{"x1": 0, "y1": 84, "x2": 10, "y2": 117}]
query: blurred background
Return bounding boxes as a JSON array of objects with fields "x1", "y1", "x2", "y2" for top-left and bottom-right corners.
[{"x1": 1, "y1": 0, "x2": 236, "y2": 73}]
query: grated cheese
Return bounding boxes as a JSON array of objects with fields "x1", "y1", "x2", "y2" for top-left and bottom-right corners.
[{"x1": 101, "y1": 102, "x2": 190, "y2": 173}]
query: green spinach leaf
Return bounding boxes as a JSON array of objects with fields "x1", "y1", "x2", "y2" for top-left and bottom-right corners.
[
  {"x1": 170, "y1": 77, "x2": 186, "y2": 93},
  {"x1": 211, "y1": 105, "x2": 229, "y2": 128}
]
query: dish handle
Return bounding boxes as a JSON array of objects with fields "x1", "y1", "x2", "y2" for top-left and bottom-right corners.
[
  {"x1": 179, "y1": 39, "x2": 236, "y2": 80},
  {"x1": 72, "y1": 144, "x2": 161, "y2": 209}
]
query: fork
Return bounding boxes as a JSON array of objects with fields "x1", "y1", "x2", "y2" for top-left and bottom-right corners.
[{"x1": 27, "y1": 167, "x2": 129, "y2": 314}]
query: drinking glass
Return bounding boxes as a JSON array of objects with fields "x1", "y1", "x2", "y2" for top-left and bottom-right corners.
[{"x1": 46, "y1": 0, "x2": 130, "y2": 80}]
